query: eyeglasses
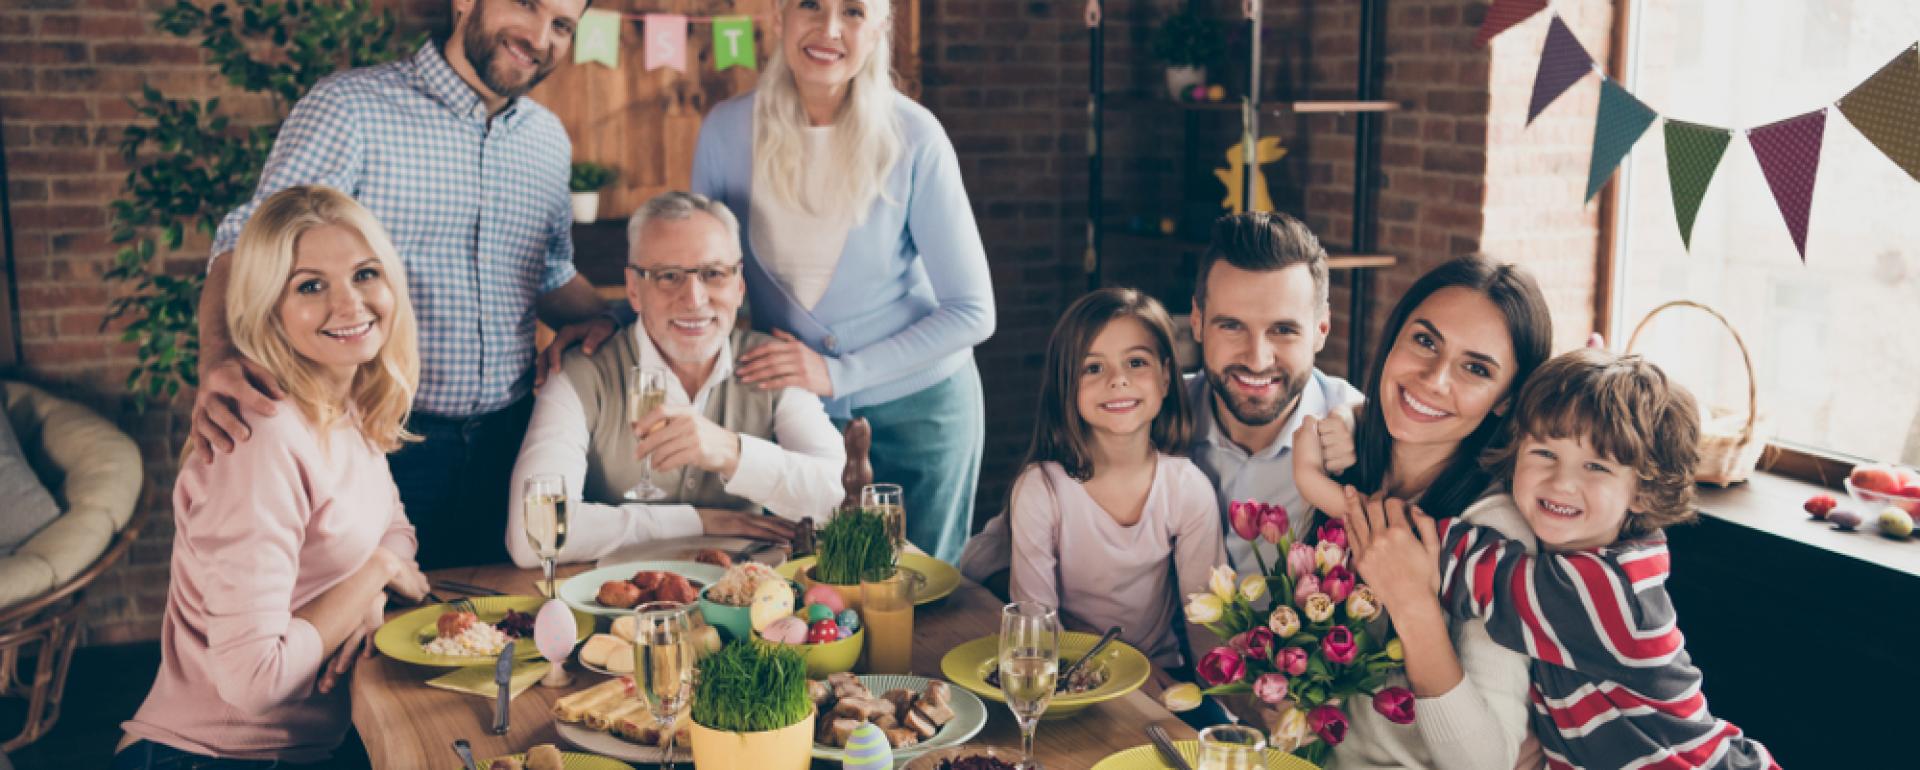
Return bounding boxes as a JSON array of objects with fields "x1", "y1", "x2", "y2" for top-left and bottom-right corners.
[{"x1": 626, "y1": 262, "x2": 742, "y2": 291}]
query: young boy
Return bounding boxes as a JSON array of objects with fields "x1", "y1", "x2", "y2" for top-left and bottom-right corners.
[{"x1": 1435, "y1": 348, "x2": 1778, "y2": 770}]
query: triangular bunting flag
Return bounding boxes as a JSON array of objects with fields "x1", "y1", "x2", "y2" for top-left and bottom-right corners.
[
  {"x1": 1748, "y1": 109, "x2": 1828, "y2": 262},
  {"x1": 1530, "y1": 15, "x2": 1596, "y2": 124},
  {"x1": 1586, "y1": 79, "x2": 1659, "y2": 201},
  {"x1": 1663, "y1": 120, "x2": 1732, "y2": 250},
  {"x1": 572, "y1": 8, "x2": 620, "y2": 68},
  {"x1": 1837, "y1": 44, "x2": 1920, "y2": 182},
  {"x1": 1475, "y1": 0, "x2": 1548, "y2": 47},
  {"x1": 645, "y1": 14, "x2": 689, "y2": 72},
  {"x1": 712, "y1": 16, "x2": 757, "y2": 70}
]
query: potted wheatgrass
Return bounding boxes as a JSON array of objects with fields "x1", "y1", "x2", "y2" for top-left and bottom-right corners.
[
  {"x1": 687, "y1": 639, "x2": 815, "y2": 770},
  {"x1": 800, "y1": 508, "x2": 895, "y2": 611}
]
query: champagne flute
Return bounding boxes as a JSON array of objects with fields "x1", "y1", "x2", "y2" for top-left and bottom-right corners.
[
  {"x1": 999, "y1": 601, "x2": 1060, "y2": 770},
  {"x1": 632, "y1": 601, "x2": 694, "y2": 770},
  {"x1": 1197, "y1": 724, "x2": 1267, "y2": 770},
  {"x1": 860, "y1": 482, "x2": 906, "y2": 559},
  {"x1": 522, "y1": 473, "x2": 567, "y2": 598},
  {"x1": 624, "y1": 367, "x2": 671, "y2": 500}
]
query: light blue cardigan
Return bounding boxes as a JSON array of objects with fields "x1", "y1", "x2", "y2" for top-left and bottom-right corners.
[{"x1": 691, "y1": 90, "x2": 995, "y2": 417}]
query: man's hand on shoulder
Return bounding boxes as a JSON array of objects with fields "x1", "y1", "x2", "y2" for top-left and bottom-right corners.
[
  {"x1": 536, "y1": 317, "x2": 617, "y2": 387},
  {"x1": 192, "y1": 355, "x2": 285, "y2": 461}
]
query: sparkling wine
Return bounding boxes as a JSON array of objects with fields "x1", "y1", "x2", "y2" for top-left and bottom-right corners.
[
  {"x1": 628, "y1": 388, "x2": 667, "y2": 428},
  {"x1": 523, "y1": 493, "x2": 568, "y2": 558},
  {"x1": 634, "y1": 634, "x2": 693, "y2": 712},
  {"x1": 999, "y1": 653, "x2": 1059, "y2": 720}
]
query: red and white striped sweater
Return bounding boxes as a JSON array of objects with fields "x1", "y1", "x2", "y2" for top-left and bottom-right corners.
[{"x1": 1436, "y1": 495, "x2": 1779, "y2": 770}]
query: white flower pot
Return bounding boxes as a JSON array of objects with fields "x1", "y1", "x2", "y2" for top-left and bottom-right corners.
[
  {"x1": 1165, "y1": 65, "x2": 1207, "y2": 101},
  {"x1": 570, "y1": 191, "x2": 601, "y2": 223}
]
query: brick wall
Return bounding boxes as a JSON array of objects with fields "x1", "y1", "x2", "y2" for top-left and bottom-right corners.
[{"x1": 3, "y1": 0, "x2": 1613, "y2": 646}]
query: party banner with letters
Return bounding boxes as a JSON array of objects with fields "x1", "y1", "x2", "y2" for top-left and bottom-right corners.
[{"x1": 566, "y1": 11, "x2": 762, "y2": 73}]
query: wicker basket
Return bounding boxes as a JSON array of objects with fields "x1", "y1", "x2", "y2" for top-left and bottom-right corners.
[{"x1": 1625, "y1": 300, "x2": 1770, "y2": 487}]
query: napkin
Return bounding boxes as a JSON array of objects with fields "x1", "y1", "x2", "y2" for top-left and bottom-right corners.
[{"x1": 426, "y1": 660, "x2": 551, "y2": 699}]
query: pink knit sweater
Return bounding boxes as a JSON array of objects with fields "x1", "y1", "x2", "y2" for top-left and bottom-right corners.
[{"x1": 122, "y1": 408, "x2": 416, "y2": 762}]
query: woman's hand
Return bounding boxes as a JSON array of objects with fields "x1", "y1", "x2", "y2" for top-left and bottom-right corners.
[
  {"x1": 1342, "y1": 486, "x2": 1443, "y2": 610},
  {"x1": 380, "y1": 549, "x2": 431, "y2": 605},
  {"x1": 317, "y1": 593, "x2": 385, "y2": 694},
  {"x1": 737, "y1": 330, "x2": 834, "y2": 396}
]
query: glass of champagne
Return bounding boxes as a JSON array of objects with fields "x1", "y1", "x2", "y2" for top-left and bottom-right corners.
[
  {"x1": 999, "y1": 601, "x2": 1060, "y2": 770},
  {"x1": 522, "y1": 473, "x2": 567, "y2": 597},
  {"x1": 1197, "y1": 724, "x2": 1267, "y2": 770},
  {"x1": 632, "y1": 601, "x2": 695, "y2": 770},
  {"x1": 860, "y1": 482, "x2": 906, "y2": 558},
  {"x1": 624, "y1": 367, "x2": 671, "y2": 500}
]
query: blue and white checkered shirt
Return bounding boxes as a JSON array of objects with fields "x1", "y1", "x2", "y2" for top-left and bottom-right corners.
[{"x1": 212, "y1": 41, "x2": 577, "y2": 418}]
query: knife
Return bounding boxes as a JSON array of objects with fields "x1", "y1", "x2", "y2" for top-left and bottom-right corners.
[
  {"x1": 489, "y1": 644, "x2": 513, "y2": 735},
  {"x1": 432, "y1": 580, "x2": 506, "y2": 597},
  {"x1": 1147, "y1": 723, "x2": 1194, "y2": 770}
]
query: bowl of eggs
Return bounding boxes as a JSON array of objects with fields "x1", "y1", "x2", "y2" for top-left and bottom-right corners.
[{"x1": 747, "y1": 577, "x2": 865, "y2": 677}]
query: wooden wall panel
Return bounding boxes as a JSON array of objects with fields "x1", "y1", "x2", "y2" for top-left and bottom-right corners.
[{"x1": 532, "y1": 0, "x2": 921, "y2": 220}]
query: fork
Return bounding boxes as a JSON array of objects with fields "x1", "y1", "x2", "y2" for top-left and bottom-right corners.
[
  {"x1": 426, "y1": 593, "x2": 479, "y2": 616},
  {"x1": 1146, "y1": 723, "x2": 1194, "y2": 770}
]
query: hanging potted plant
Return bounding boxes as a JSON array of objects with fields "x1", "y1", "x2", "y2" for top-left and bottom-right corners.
[
  {"x1": 798, "y1": 507, "x2": 894, "y2": 611},
  {"x1": 569, "y1": 161, "x2": 618, "y2": 223},
  {"x1": 1150, "y1": 10, "x2": 1224, "y2": 101},
  {"x1": 688, "y1": 639, "x2": 816, "y2": 770}
]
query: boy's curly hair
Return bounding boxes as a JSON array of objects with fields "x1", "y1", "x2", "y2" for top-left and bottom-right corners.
[{"x1": 1484, "y1": 348, "x2": 1701, "y2": 537}]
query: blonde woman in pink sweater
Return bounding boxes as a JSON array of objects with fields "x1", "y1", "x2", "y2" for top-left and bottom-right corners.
[{"x1": 118, "y1": 186, "x2": 431, "y2": 768}]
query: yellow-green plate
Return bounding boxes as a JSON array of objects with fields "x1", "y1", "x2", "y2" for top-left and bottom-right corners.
[
  {"x1": 460, "y1": 751, "x2": 633, "y2": 770},
  {"x1": 939, "y1": 631, "x2": 1150, "y2": 719},
  {"x1": 776, "y1": 552, "x2": 960, "y2": 605},
  {"x1": 1092, "y1": 740, "x2": 1320, "y2": 769},
  {"x1": 374, "y1": 595, "x2": 591, "y2": 668}
]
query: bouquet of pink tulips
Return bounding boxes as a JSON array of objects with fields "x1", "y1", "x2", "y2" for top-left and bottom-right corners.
[{"x1": 1176, "y1": 500, "x2": 1413, "y2": 764}]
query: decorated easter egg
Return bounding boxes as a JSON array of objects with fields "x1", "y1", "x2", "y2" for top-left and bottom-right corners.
[
  {"x1": 759, "y1": 615, "x2": 808, "y2": 644},
  {"x1": 1207, "y1": 84, "x2": 1227, "y2": 101},
  {"x1": 806, "y1": 619, "x2": 839, "y2": 644},
  {"x1": 836, "y1": 625, "x2": 853, "y2": 640},
  {"x1": 802, "y1": 584, "x2": 848, "y2": 614},
  {"x1": 533, "y1": 600, "x2": 578, "y2": 664},
  {"x1": 836, "y1": 608, "x2": 861, "y2": 633},
  {"x1": 842, "y1": 723, "x2": 894, "y2": 770},
  {"x1": 805, "y1": 603, "x2": 834, "y2": 623},
  {"x1": 750, "y1": 579, "x2": 796, "y2": 631}
]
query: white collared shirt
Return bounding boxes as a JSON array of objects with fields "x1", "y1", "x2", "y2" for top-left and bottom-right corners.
[{"x1": 505, "y1": 325, "x2": 845, "y2": 567}]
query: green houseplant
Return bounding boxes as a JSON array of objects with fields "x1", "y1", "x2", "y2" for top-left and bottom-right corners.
[
  {"x1": 568, "y1": 161, "x2": 619, "y2": 223},
  {"x1": 801, "y1": 507, "x2": 895, "y2": 608},
  {"x1": 1149, "y1": 10, "x2": 1224, "y2": 100},
  {"x1": 688, "y1": 640, "x2": 816, "y2": 770},
  {"x1": 103, "y1": 0, "x2": 418, "y2": 408}
]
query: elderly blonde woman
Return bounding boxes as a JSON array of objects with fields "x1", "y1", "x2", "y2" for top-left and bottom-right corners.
[
  {"x1": 692, "y1": 0, "x2": 995, "y2": 561},
  {"x1": 118, "y1": 186, "x2": 430, "y2": 768}
]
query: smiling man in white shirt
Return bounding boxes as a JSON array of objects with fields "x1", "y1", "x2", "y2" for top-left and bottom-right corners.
[{"x1": 506, "y1": 191, "x2": 844, "y2": 567}]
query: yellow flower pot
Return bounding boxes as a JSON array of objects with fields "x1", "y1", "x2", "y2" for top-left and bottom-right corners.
[
  {"x1": 688, "y1": 710, "x2": 817, "y2": 770},
  {"x1": 797, "y1": 566, "x2": 863, "y2": 613}
]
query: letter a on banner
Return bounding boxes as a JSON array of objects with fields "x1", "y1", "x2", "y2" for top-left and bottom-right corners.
[
  {"x1": 573, "y1": 8, "x2": 620, "y2": 68},
  {"x1": 645, "y1": 14, "x2": 689, "y2": 72},
  {"x1": 713, "y1": 16, "x2": 757, "y2": 70}
]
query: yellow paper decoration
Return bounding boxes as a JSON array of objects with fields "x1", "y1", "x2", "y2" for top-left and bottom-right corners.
[{"x1": 1214, "y1": 137, "x2": 1288, "y2": 214}]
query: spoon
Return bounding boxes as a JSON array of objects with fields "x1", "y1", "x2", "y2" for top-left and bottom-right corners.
[
  {"x1": 452, "y1": 738, "x2": 479, "y2": 770},
  {"x1": 1059, "y1": 625, "x2": 1122, "y2": 686}
]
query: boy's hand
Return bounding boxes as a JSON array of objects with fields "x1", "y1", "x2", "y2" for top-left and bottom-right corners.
[
  {"x1": 1317, "y1": 408, "x2": 1357, "y2": 474},
  {"x1": 1344, "y1": 487, "x2": 1444, "y2": 606}
]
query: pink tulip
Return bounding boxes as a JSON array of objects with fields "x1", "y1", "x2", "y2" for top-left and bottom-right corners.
[
  {"x1": 1258, "y1": 503, "x2": 1289, "y2": 545},
  {"x1": 1229, "y1": 500, "x2": 1260, "y2": 542},
  {"x1": 1322, "y1": 565, "x2": 1355, "y2": 603},
  {"x1": 1276, "y1": 646, "x2": 1308, "y2": 676},
  {"x1": 1286, "y1": 542, "x2": 1316, "y2": 579},
  {"x1": 1242, "y1": 627, "x2": 1277, "y2": 662},
  {"x1": 1197, "y1": 646, "x2": 1246, "y2": 687},
  {"x1": 1317, "y1": 519, "x2": 1349, "y2": 548},
  {"x1": 1307, "y1": 704, "x2": 1350, "y2": 745},
  {"x1": 1253, "y1": 672, "x2": 1290, "y2": 704},
  {"x1": 1372, "y1": 686, "x2": 1416, "y2": 725},
  {"x1": 1292, "y1": 574, "x2": 1322, "y2": 607},
  {"x1": 1323, "y1": 625, "x2": 1358, "y2": 664}
]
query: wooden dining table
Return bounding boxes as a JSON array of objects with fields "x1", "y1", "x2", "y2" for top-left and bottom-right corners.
[{"x1": 351, "y1": 552, "x2": 1200, "y2": 769}]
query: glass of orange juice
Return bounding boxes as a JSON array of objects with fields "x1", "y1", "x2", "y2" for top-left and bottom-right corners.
[{"x1": 861, "y1": 565, "x2": 914, "y2": 674}]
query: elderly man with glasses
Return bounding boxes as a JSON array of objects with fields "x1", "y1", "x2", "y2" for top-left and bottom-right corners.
[{"x1": 504, "y1": 192, "x2": 844, "y2": 566}]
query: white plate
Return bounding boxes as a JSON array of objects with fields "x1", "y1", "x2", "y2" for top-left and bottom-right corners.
[
  {"x1": 555, "y1": 719, "x2": 693, "y2": 765},
  {"x1": 557, "y1": 560, "x2": 725, "y2": 618},
  {"x1": 812, "y1": 674, "x2": 989, "y2": 764}
]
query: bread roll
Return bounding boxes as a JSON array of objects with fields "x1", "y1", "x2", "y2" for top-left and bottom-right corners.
[{"x1": 525, "y1": 743, "x2": 563, "y2": 770}]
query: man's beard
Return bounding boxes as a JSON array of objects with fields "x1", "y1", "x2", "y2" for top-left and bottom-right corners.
[
  {"x1": 460, "y1": 6, "x2": 557, "y2": 102},
  {"x1": 1206, "y1": 364, "x2": 1307, "y2": 428}
]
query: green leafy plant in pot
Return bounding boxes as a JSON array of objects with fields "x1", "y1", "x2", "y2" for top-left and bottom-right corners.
[
  {"x1": 688, "y1": 639, "x2": 816, "y2": 770},
  {"x1": 1149, "y1": 10, "x2": 1224, "y2": 101},
  {"x1": 804, "y1": 507, "x2": 895, "y2": 610},
  {"x1": 569, "y1": 161, "x2": 618, "y2": 223}
]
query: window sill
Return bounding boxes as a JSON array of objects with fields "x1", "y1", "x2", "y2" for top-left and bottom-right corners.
[{"x1": 1693, "y1": 470, "x2": 1920, "y2": 581}]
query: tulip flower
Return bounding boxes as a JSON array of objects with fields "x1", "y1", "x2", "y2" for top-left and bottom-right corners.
[
  {"x1": 1161, "y1": 682, "x2": 1203, "y2": 713},
  {"x1": 1317, "y1": 519, "x2": 1349, "y2": 548},
  {"x1": 1239, "y1": 574, "x2": 1267, "y2": 604},
  {"x1": 1276, "y1": 646, "x2": 1308, "y2": 676},
  {"x1": 1316, "y1": 540, "x2": 1347, "y2": 574},
  {"x1": 1372, "y1": 686, "x2": 1416, "y2": 725},
  {"x1": 1196, "y1": 646, "x2": 1246, "y2": 687},
  {"x1": 1292, "y1": 574, "x2": 1322, "y2": 607},
  {"x1": 1323, "y1": 624, "x2": 1358, "y2": 664},
  {"x1": 1253, "y1": 672, "x2": 1290, "y2": 704},
  {"x1": 1186, "y1": 592, "x2": 1224, "y2": 624},
  {"x1": 1286, "y1": 542, "x2": 1316, "y2": 579},
  {"x1": 1303, "y1": 593, "x2": 1335, "y2": 623},
  {"x1": 1345, "y1": 585, "x2": 1381, "y2": 621},
  {"x1": 1385, "y1": 638, "x2": 1404, "y2": 661},
  {"x1": 1269, "y1": 704, "x2": 1315, "y2": 753},
  {"x1": 1242, "y1": 627, "x2": 1277, "y2": 661},
  {"x1": 1322, "y1": 565, "x2": 1356, "y2": 603},
  {"x1": 1259, "y1": 503, "x2": 1289, "y2": 545},
  {"x1": 1267, "y1": 605, "x2": 1301, "y2": 638},
  {"x1": 1229, "y1": 500, "x2": 1261, "y2": 542},
  {"x1": 1209, "y1": 565, "x2": 1238, "y2": 601},
  {"x1": 1307, "y1": 704, "x2": 1350, "y2": 746}
]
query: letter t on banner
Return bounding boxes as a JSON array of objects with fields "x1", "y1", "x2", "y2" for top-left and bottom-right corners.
[
  {"x1": 713, "y1": 16, "x2": 756, "y2": 70},
  {"x1": 645, "y1": 14, "x2": 689, "y2": 72}
]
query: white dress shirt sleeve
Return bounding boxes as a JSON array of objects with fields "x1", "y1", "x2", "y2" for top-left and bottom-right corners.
[{"x1": 721, "y1": 387, "x2": 846, "y2": 522}]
